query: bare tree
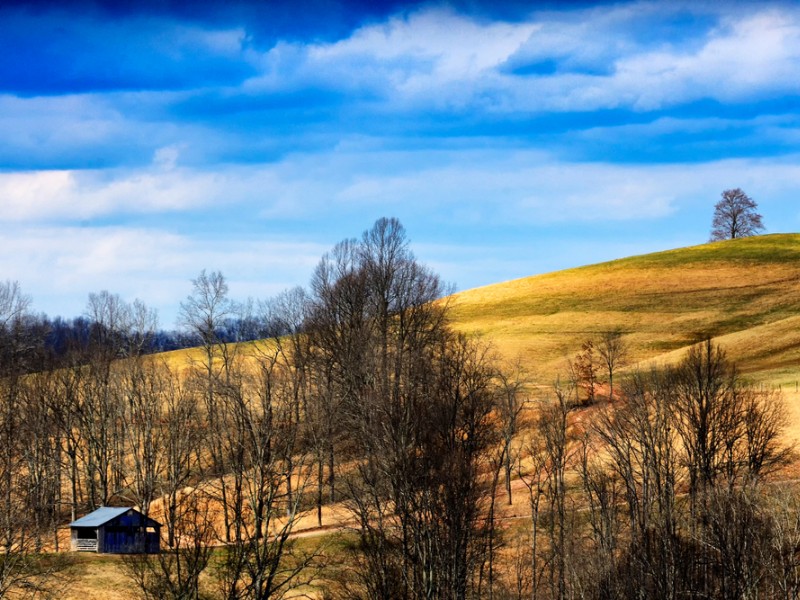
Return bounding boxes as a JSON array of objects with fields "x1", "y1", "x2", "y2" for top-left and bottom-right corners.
[
  {"x1": 517, "y1": 430, "x2": 550, "y2": 600},
  {"x1": 124, "y1": 492, "x2": 214, "y2": 600},
  {"x1": 124, "y1": 366, "x2": 212, "y2": 600},
  {"x1": 764, "y1": 487, "x2": 800, "y2": 600},
  {"x1": 0, "y1": 282, "x2": 72, "y2": 597},
  {"x1": 593, "y1": 367, "x2": 683, "y2": 600},
  {"x1": 213, "y1": 337, "x2": 318, "y2": 600},
  {"x1": 80, "y1": 291, "x2": 134, "y2": 508},
  {"x1": 313, "y1": 218, "x2": 500, "y2": 600},
  {"x1": 517, "y1": 380, "x2": 579, "y2": 600},
  {"x1": 179, "y1": 270, "x2": 239, "y2": 543},
  {"x1": 570, "y1": 340, "x2": 598, "y2": 405},
  {"x1": 17, "y1": 371, "x2": 63, "y2": 552},
  {"x1": 258, "y1": 287, "x2": 312, "y2": 522},
  {"x1": 597, "y1": 329, "x2": 628, "y2": 401},
  {"x1": 496, "y1": 360, "x2": 528, "y2": 506},
  {"x1": 119, "y1": 359, "x2": 168, "y2": 520},
  {"x1": 576, "y1": 433, "x2": 623, "y2": 599},
  {"x1": 576, "y1": 342, "x2": 793, "y2": 599},
  {"x1": 710, "y1": 188, "x2": 765, "y2": 241},
  {"x1": 674, "y1": 340, "x2": 789, "y2": 503},
  {"x1": 539, "y1": 383, "x2": 577, "y2": 600},
  {"x1": 307, "y1": 238, "x2": 369, "y2": 511},
  {"x1": 49, "y1": 356, "x2": 85, "y2": 523},
  {"x1": 701, "y1": 486, "x2": 773, "y2": 600},
  {"x1": 159, "y1": 369, "x2": 204, "y2": 549}
]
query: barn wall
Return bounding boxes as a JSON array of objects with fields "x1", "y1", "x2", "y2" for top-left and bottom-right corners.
[{"x1": 100, "y1": 525, "x2": 160, "y2": 554}]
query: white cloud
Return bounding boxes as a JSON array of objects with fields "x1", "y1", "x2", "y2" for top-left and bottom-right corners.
[
  {"x1": 245, "y1": 7, "x2": 538, "y2": 102},
  {"x1": 0, "y1": 94, "x2": 127, "y2": 152},
  {"x1": 4, "y1": 3, "x2": 798, "y2": 179},
  {"x1": 0, "y1": 92, "x2": 194, "y2": 169},
  {"x1": 0, "y1": 164, "x2": 288, "y2": 225},
  {"x1": 244, "y1": 3, "x2": 800, "y2": 113},
  {"x1": 282, "y1": 148, "x2": 800, "y2": 229},
  {"x1": 0, "y1": 168, "x2": 214, "y2": 221},
  {"x1": 503, "y1": 2, "x2": 646, "y2": 73},
  {"x1": 312, "y1": 9, "x2": 538, "y2": 88},
  {"x1": 481, "y1": 5, "x2": 800, "y2": 113},
  {"x1": 611, "y1": 9, "x2": 800, "y2": 110},
  {"x1": 5, "y1": 1, "x2": 800, "y2": 326}
]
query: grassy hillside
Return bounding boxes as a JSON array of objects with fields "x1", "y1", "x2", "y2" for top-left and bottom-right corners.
[
  {"x1": 55, "y1": 234, "x2": 800, "y2": 599},
  {"x1": 448, "y1": 233, "x2": 800, "y2": 386}
]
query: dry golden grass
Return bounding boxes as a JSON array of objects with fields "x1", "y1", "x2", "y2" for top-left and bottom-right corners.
[
  {"x1": 449, "y1": 233, "x2": 800, "y2": 386},
  {"x1": 61, "y1": 553, "x2": 137, "y2": 600},
  {"x1": 154, "y1": 338, "x2": 276, "y2": 374}
]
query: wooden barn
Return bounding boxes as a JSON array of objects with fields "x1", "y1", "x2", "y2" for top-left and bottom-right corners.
[{"x1": 70, "y1": 507, "x2": 161, "y2": 554}]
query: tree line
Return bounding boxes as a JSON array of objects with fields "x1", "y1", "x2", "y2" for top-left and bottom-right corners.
[
  {"x1": 0, "y1": 217, "x2": 796, "y2": 599},
  {"x1": 7, "y1": 309, "x2": 263, "y2": 372}
]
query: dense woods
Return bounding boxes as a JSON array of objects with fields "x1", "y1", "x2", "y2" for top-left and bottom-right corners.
[{"x1": 0, "y1": 219, "x2": 797, "y2": 599}]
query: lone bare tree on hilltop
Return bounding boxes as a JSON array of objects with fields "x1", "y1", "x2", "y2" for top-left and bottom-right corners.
[{"x1": 710, "y1": 188, "x2": 765, "y2": 241}]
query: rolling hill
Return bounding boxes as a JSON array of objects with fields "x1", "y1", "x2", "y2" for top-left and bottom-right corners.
[
  {"x1": 57, "y1": 233, "x2": 800, "y2": 599},
  {"x1": 448, "y1": 233, "x2": 800, "y2": 388}
]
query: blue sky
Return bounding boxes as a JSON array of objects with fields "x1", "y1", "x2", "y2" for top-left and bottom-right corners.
[{"x1": 2, "y1": 0, "x2": 800, "y2": 326}]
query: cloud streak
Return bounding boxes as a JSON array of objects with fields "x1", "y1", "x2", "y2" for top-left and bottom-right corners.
[{"x1": 4, "y1": 148, "x2": 799, "y2": 228}]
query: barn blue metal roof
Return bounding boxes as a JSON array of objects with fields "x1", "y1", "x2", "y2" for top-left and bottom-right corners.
[{"x1": 69, "y1": 507, "x2": 132, "y2": 527}]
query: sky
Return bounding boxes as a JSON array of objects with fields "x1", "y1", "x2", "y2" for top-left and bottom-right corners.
[{"x1": 2, "y1": 0, "x2": 800, "y2": 327}]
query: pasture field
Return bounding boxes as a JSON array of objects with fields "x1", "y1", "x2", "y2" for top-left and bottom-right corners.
[{"x1": 449, "y1": 233, "x2": 800, "y2": 386}]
